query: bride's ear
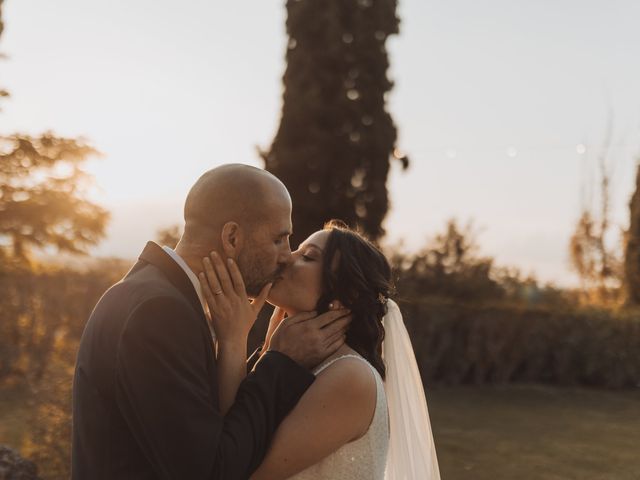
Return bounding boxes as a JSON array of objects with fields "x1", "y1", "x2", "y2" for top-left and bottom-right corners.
[{"x1": 220, "y1": 222, "x2": 243, "y2": 258}]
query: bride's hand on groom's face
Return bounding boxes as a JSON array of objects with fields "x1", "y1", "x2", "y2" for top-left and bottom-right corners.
[
  {"x1": 199, "y1": 251, "x2": 271, "y2": 346},
  {"x1": 268, "y1": 308, "x2": 351, "y2": 370}
]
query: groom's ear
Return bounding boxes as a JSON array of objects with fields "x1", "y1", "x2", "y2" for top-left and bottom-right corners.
[{"x1": 220, "y1": 221, "x2": 243, "y2": 258}]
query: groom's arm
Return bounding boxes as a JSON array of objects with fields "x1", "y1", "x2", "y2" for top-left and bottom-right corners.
[{"x1": 115, "y1": 296, "x2": 314, "y2": 480}]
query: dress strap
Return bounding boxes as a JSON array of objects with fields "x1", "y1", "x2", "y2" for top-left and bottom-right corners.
[{"x1": 314, "y1": 353, "x2": 373, "y2": 375}]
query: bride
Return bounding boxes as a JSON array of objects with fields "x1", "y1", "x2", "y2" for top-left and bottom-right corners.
[{"x1": 200, "y1": 220, "x2": 440, "y2": 480}]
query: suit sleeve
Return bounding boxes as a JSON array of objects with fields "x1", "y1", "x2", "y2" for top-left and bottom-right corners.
[{"x1": 115, "y1": 296, "x2": 315, "y2": 480}]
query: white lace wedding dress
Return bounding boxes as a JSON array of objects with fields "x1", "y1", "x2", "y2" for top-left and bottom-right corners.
[{"x1": 287, "y1": 353, "x2": 389, "y2": 480}]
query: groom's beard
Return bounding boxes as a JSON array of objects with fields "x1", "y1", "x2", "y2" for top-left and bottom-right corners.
[
  {"x1": 237, "y1": 252, "x2": 284, "y2": 298},
  {"x1": 249, "y1": 269, "x2": 284, "y2": 297}
]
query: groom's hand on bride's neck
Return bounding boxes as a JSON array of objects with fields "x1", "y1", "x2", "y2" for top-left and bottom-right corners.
[{"x1": 268, "y1": 309, "x2": 351, "y2": 370}]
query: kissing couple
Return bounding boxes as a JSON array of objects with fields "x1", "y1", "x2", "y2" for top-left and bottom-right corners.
[{"x1": 72, "y1": 164, "x2": 440, "y2": 479}]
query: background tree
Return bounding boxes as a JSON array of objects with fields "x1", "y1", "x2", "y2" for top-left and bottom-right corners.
[
  {"x1": 624, "y1": 162, "x2": 640, "y2": 305},
  {"x1": 0, "y1": 6, "x2": 110, "y2": 468},
  {"x1": 0, "y1": 134, "x2": 109, "y2": 261},
  {"x1": 155, "y1": 224, "x2": 182, "y2": 249},
  {"x1": 0, "y1": 0, "x2": 108, "y2": 262},
  {"x1": 569, "y1": 122, "x2": 623, "y2": 304},
  {"x1": 392, "y1": 219, "x2": 504, "y2": 303},
  {"x1": 261, "y1": 0, "x2": 408, "y2": 247},
  {"x1": 0, "y1": 0, "x2": 7, "y2": 104}
]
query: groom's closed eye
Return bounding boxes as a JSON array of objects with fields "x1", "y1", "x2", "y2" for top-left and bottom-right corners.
[{"x1": 275, "y1": 235, "x2": 290, "y2": 246}]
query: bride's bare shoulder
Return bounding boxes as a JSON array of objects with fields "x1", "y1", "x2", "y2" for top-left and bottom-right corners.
[{"x1": 310, "y1": 350, "x2": 377, "y2": 436}]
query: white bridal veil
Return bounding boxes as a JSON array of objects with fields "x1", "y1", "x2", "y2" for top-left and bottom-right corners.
[{"x1": 382, "y1": 299, "x2": 441, "y2": 480}]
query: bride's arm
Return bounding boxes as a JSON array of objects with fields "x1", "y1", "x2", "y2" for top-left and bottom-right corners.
[
  {"x1": 215, "y1": 340, "x2": 247, "y2": 415},
  {"x1": 199, "y1": 253, "x2": 271, "y2": 415},
  {"x1": 249, "y1": 358, "x2": 377, "y2": 480}
]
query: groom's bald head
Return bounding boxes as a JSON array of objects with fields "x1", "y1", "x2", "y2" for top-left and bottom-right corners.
[
  {"x1": 177, "y1": 164, "x2": 293, "y2": 295},
  {"x1": 182, "y1": 164, "x2": 290, "y2": 245}
]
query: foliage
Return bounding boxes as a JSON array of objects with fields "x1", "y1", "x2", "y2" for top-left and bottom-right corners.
[
  {"x1": 390, "y1": 219, "x2": 504, "y2": 303},
  {"x1": 0, "y1": 0, "x2": 6, "y2": 105},
  {"x1": 22, "y1": 367, "x2": 71, "y2": 480},
  {"x1": 155, "y1": 224, "x2": 182, "y2": 249},
  {"x1": 261, "y1": 0, "x2": 407, "y2": 248},
  {"x1": 0, "y1": 260, "x2": 128, "y2": 383},
  {"x1": 399, "y1": 298, "x2": 640, "y2": 388},
  {"x1": 568, "y1": 122, "x2": 624, "y2": 306},
  {"x1": 569, "y1": 211, "x2": 623, "y2": 305},
  {"x1": 0, "y1": 0, "x2": 108, "y2": 262},
  {"x1": 389, "y1": 218, "x2": 574, "y2": 308},
  {"x1": 624, "y1": 163, "x2": 640, "y2": 305},
  {"x1": 0, "y1": 134, "x2": 109, "y2": 260},
  {"x1": 389, "y1": 221, "x2": 635, "y2": 388},
  {"x1": 0, "y1": 260, "x2": 127, "y2": 479}
]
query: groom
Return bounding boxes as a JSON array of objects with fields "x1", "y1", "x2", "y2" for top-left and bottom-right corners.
[{"x1": 72, "y1": 164, "x2": 350, "y2": 479}]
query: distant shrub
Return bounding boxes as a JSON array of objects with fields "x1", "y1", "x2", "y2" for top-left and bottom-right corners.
[
  {"x1": 389, "y1": 219, "x2": 579, "y2": 308},
  {"x1": 398, "y1": 298, "x2": 640, "y2": 388},
  {"x1": 0, "y1": 259, "x2": 128, "y2": 383},
  {"x1": 0, "y1": 258, "x2": 128, "y2": 479},
  {"x1": 389, "y1": 220, "x2": 504, "y2": 303}
]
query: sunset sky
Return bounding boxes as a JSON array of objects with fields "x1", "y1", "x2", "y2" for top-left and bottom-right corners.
[{"x1": 2, "y1": 0, "x2": 639, "y2": 285}]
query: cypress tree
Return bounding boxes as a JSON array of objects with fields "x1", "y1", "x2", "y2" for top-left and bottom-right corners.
[
  {"x1": 262, "y1": 0, "x2": 408, "y2": 247},
  {"x1": 624, "y1": 164, "x2": 640, "y2": 305}
]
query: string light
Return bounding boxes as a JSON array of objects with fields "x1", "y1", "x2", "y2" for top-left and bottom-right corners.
[{"x1": 414, "y1": 142, "x2": 635, "y2": 158}]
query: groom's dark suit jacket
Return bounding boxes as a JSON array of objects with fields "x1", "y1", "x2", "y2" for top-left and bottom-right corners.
[{"x1": 72, "y1": 242, "x2": 314, "y2": 480}]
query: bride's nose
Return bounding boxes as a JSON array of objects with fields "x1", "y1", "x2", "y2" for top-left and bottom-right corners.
[
  {"x1": 288, "y1": 249, "x2": 305, "y2": 265},
  {"x1": 280, "y1": 253, "x2": 299, "y2": 272}
]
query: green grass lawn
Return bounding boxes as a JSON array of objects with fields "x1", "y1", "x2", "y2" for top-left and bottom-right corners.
[
  {"x1": 428, "y1": 384, "x2": 640, "y2": 480},
  {"x1": 1, "y1": 383, "x2": 639, "y2": 479}
]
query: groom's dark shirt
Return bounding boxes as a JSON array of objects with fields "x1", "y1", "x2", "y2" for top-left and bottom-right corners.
[{"x1": 72, "y1": 242, "x2": 314, "y2": 480}]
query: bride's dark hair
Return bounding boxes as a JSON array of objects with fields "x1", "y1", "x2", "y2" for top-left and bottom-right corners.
[{"x1": 315, "y1": 220, "x2": 392, "y2": 380}]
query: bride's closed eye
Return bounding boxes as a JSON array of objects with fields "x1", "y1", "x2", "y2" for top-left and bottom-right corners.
[
  {"x1": 301, "y1": 247, "x2": 322, "y2": 261},
  {"x1": 297, "y1": 242, "x2": 323, "y2": 262}
]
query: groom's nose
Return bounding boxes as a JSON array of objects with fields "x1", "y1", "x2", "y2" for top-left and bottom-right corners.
[{"x1": 277, "y1": 246, "x2": 293, "y2": 266}]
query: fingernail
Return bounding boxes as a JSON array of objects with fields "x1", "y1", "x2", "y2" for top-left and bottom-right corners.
[
  {"x1": 227, "y1": 258, "x2": 233, "y2": 265},
  {"x1": 328, "y1": 303, "x2": 334, "y2": 309}
]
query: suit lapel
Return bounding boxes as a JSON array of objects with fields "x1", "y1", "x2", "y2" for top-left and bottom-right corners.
[{"x1": 137, "y1": 241, "x2": 219, "y2": 410}]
